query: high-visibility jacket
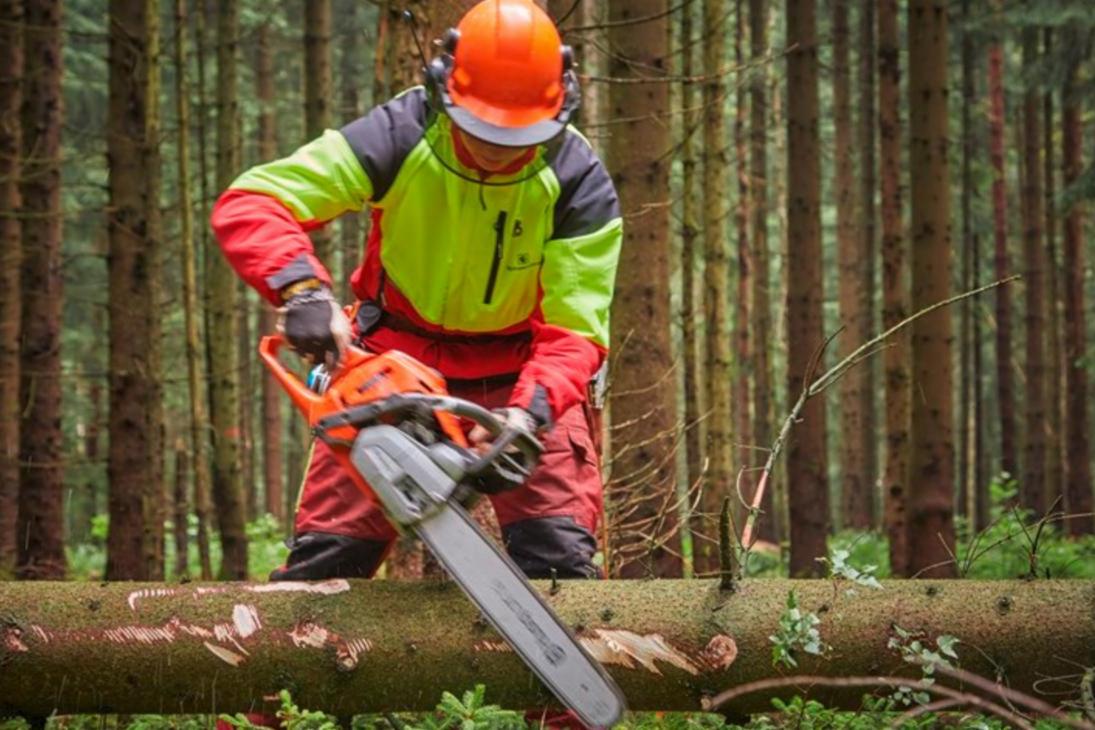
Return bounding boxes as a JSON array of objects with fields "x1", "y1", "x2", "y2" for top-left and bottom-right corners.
[{"x1": 211, "y1": 87, "x2": 622, "y2": 424}]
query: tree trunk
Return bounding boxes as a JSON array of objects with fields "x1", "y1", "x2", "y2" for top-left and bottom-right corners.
[
  {"x1": 785, "y1": 0, "x2": 828, "y2": 577},
  {"x1": 1043, "y1": 29, "x2": 1063, "y2": 517},
  {"x1": 304, "y1": 0, "x2": 334, "y2": 266},
  {"x1": 987, "y1": 12, "x2": 1016, "y2": 481},
  {"x1": 1061, "y1": 45, "x2": 1093, "y2": 535},
  {"x1": 748, "y1": 0, "x2": 777, "y2": 545},
  {"x1": 255, "y1": 21, "x2": 284, "y2": 524},
  {"x1": 833, "y1": 0, "x2": 868, "y2": 530},
  {"x1": 878, "y1": 0, "x2": 909, "y2": 575},
  {"x1": 238, "y1": 293, "x2": 255, "y2": 521},
  {"x1": 857, "y1": 0, "x2": 879, "y2": 526},
  {"x1": 732, "y1": 0, "x2": 752, "y2": 489},
  {"x1": 16, "y1": 0, "x2": 66, "y2": 581},
  {"x1": 2, "y1": 579, "x2": 1093, "y2": 716},
  {"x1": 173, "y1": 442, "x2": 189, "y2": 577},
  {"x1": 679, "y1": 0, "x2": 701, "y2": 578},
  {"x1": 209, "y1": 0, "x2": 249, "y2": 578},
  {"x1": 906, "y1": 0, "x2": 956, "y2": 577},
  {"x1": 1020, "y1": 28, "x2": 1046, "y2": 518},
  {"x1": 696, "y1": 0, "x2": 733, "y2": 577},
  {"x1": 605, "y1": 0, "x2": 679, "y2": 578},
  {"x1": 0, "y1": 0, "x2": 23, "y2": 576},
  {"x1": 338, "y1": 2, "x2": 364, "y2": 303},
  {"x1": 958, "y1": 0, "x2": 975, "y2": 525},
  {"x1": 107, "y1": 0, "x2": 165, "y2": 582},
  {"x1": 180, "y1": 0, "x2": 213, "y2": 580}
]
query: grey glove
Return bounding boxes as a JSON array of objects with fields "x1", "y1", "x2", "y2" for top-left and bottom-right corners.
[{"x1": 278, "y1": 282, "x2": 353, "y2": 366}]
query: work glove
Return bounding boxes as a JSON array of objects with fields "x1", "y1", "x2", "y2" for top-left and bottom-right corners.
[
  {"x1": 278, "y1": 279, "x2": 353, "y2": 367},
  {"x1": 468, "y1": 406, "x2": 542, "y2": 450},
  {"x1": 466, "y1": 406, "x2": 545, "y2": 494}
]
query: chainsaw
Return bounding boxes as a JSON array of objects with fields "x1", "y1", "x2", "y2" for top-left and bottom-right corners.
[{"x1": 260, "y1": 334, "x2": 627, "y2": 728}]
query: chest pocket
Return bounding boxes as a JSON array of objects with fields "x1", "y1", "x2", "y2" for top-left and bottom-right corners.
[{"x1": 505, "y1": 212, "x2": 545, "y2": 271}]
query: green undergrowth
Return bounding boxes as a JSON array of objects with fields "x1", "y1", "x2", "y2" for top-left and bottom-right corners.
[{"x1": 2, "y1": 688, "x2": 1081, "y2": 730}]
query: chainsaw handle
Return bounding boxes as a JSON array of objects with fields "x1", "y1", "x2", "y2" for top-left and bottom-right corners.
[{"x1": 259, "y1": 334, "x2": 321, "y2": 416}]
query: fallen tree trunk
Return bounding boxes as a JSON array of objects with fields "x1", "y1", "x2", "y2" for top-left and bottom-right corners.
[{"x1": 1, "y1": 579, "x2": 1091, "y2": 716}]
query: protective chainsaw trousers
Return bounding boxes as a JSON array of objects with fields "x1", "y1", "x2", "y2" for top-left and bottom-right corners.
[{"x1": 271, "y1": 374, "x2": 604, "y2": 581}]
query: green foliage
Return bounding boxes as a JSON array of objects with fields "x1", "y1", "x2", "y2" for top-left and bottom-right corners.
[
  {"x1": 409, "y1": 685, "x2": 525, "y2": 730},
  {"x1": 220, "y1": 690, "x2": 339, "y2": 730},
  {"x1": 821, "y1": 547, "x2": 883, "y2": 594},
  {"x1": 769, "y1": 591, "x2": 828, "y2": 668}
]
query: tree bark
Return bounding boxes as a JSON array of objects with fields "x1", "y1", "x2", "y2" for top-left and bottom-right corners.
[
  {"x1": 255, "y1": 21, "x2": 284, "y2": 524},
  {"x1": 785, "y1": 0, "x2": 828, "y2": 577},
  {"x1": 833, "y1": 0, "x2": 868, "y2": 531},
  {"x1": 1061, "y1": 44, "x2": 1093, "y2": 535},
  {"x1": 878, "y1": 0, "x2": 909, "y2": 575},
  {"x1": 209, "y1": 0, "x2": 249, "y2": 578},
  {"x1": 173, "y1": 442, "x2": 189, "y2": 577},
  {"x1": 16, "y1": 0, "x2": 66, "y2": 581},
  {"x1": 186, "y1": 0, "x2": 214, "y2": 581},
  {"x1": 958, "y1": 0, "x2": 976, "y2": 526},
  {"x1": 857, "y1": 0, "x2": 879, "y2": 526},
  {"x1": 606, "y1": 0, "x2": 679, "y2": 578},
  {"x1": 906, "y1": 0, "x2": 956, "y2": 577},
  {"x1": 2, "y1": 579, "x2": 1093, "y2": 715},
  {"x1": 748, "y1": 0, "x2": 777, "y2": 545},
  {"x1": 1042, "y1": 29, "x2": 1063, "y2": 517},
  {"x1": 679, "y1": 0, "x2": 701, "y2": 578},
  {"x1": 107, "y1": 0, "x2": 165, "y2": 582},
  {"x1": 304, "y1": 0, "x2": 334, "y2": 266},
  {"x1": 0, "y1": 0, "x2": 23, "y2": 576},
  {"x1": 338, "y1": 1, "x2": 364, "y2": 303},
  {"x1": 1020, "y1": 28, "x2": 1046, "y2": 519},
  {"x1": 695, "y1": 0, "x2": 733, "y2": 577},
  {"x1": 732, "y1": 0, "x2": 752, "y2": 490},
  {"x1": 987, "y1": 10, "x2": 1016, "y2": 481}
]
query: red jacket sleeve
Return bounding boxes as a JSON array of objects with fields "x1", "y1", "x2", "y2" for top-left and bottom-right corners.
[
  {"x1": 211, "y1": 189, "x2": 332, "y2": 305},
  {"x1": 509, "y1": 319, "x2": 605, "y2": 427}
]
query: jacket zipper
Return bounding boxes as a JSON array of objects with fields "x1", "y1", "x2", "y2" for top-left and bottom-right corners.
[{"x1": 484, "y1": 211, "x2": 506, "y2": 304}]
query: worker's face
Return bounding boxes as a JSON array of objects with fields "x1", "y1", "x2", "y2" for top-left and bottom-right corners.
[{"x1": 456, "y1": 128, "x2": 533, "y2": 172}]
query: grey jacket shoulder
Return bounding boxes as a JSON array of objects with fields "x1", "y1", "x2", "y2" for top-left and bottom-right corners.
[
  {"x1": 548, "y1": 130, "x2": 621, "y2": 240},
  {"x1": 339, "y1": 87, "x2": 430, "y2": 201}
]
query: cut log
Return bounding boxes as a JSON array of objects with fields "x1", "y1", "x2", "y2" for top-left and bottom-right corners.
[{"x1": 0, "y1": 579, "x2": 1091, "y2": 716}]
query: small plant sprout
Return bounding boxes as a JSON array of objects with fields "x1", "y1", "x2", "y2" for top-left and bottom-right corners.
[
  {"x1": 769, "y1": 590, "x2": 829, "y2": 668},
  {"x1": 887, "y1": 625, "x2": 961, "y2": 706},
  {"x1": 821, "y1": 547, "x2": 883, "y2": 595}
]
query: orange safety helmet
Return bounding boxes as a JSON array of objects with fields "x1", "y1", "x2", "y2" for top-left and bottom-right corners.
[{"x1": 426, "y1": 0, "x2": 580, "y2": 148}]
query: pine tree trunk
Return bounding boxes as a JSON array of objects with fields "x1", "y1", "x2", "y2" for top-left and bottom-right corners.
[
  {"x1": 748, "y1": 0, "x2": 777, "y2": 545},
  {"x1": 833, "y1": 0, "x2": 868, "y2": 530},
  {"x1": 1020, "y1": 28, "x2": 1046, "y2": 518},
  {"x1": 1042, "y1": 29, "x2": 1063, "y2": 516},
  {"x1": 209, "y1": 0, "x2": 249, "y2": 578},
  {"x1": 3, "y1": 579, "x2": 1094, "y2": 715},
  {"x1": 0, "y1": 0, "x2": 23, "y2": 576},
  {"x1": 187, "y1": 0, "x2": 214, "y2": 581},
  {"x1": 857, "y1": 0, "x2": 879, "y2": 526},
  {"x1": 16, "y1": 0, "x2": 66, "y2": 581},
  {"x1": 987, "y1": 15, "x2": 1016, "y2": 480},
  {"x1": 304, "y1": 0, "x2": 334, "y2": 265},
  {"x1": 697, "y1": 0, "x2": 734, "y2": 576},
  {"x1": 238, "y1": 293, "x2": 255, "y2": 521},
  {"x1": 173, "y1": 442, "x2": 189, "y2": 577},
  {"x1": 785, "y1": 0, "x2": 828, "y2": 577},
  {"x1": 906, "y1": 0, "x2": 956, "y2": 577},
  {"x1": 679, "y1": 0, "x2": 701, "y2": 578},
  {"x1": 106, "y1": 0, "x2": 165, "y2": 581},
  {"x1": 958, "y1": 0, "x2": 975, "y2": 524},
  {"x1": 338, "y1": 2, "x2": 363, "y2": 304},
  {"x1": 732, "y1": 0, "x2": 752, "y2": 485},
  {"x1": 878, "y1": 0, "x2": 910, "y2": 576},
  {"x1": 1061, "y1": 46, "x2": 1093, "y2": 535},
  {"x1": 255, "y1": 21, "x2": 284, "y2": 524},
  {"x1": 607, "y1": 0, "x2": 680, "y2": 578}
]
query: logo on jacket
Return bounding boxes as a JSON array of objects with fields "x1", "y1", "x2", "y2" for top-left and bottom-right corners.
[{"x1": 512, "y1": 219, "x2": 524, "y2": 237}]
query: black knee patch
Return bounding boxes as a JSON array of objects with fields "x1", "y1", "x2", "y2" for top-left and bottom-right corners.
[
  {"x1": 501, "y1": 517, "x2": 600, "y2": 579},
  {"x1": 270, "y1": 532, "x2": 388, "y2": 580}
]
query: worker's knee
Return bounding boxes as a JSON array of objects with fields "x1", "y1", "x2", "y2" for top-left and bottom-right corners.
[
  {"x1": 501, "y1": 516, "x2": 600, "y2": 579},
  {"x1": 270, "y1": 531, "x2": 389, "y2": 580}
]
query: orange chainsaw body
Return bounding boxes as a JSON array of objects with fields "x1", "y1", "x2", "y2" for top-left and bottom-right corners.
[{"x1": 259, "y1": 335, "x2": 468, "y2": 499}]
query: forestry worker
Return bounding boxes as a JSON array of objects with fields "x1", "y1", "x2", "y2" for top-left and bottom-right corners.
[{"x1": 211, "y1": 0, "x2": 622, "y2": 582}]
